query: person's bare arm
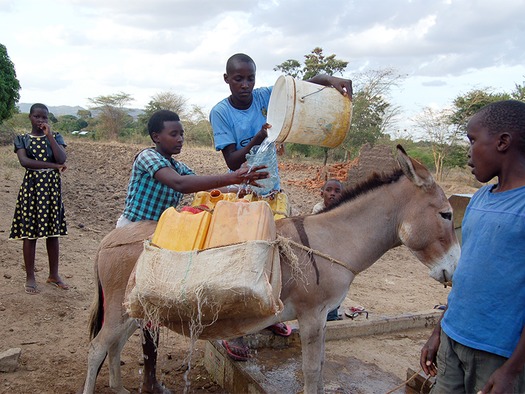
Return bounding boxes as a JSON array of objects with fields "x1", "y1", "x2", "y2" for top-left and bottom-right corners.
[
  {"x1": 16, "y1": 148, "x2": 67, "y2": 172},
  {"x1": 306, "y1": 75, "x2": 353, "y2": 98},
  {"x1": 420, "y1": 314, "x2": 444, "y2": 376},
  {"x1": 221, "y1": 123, "x2": 271, "y2": 170},
  {"x1": 153, "y1": 164, "x2": 269, "y2": 193},
  {"x1": 42, "y1": 123, "x2": 67, "y2": 164}
]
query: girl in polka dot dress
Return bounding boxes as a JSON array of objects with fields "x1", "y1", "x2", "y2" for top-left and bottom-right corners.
[{"x1": 9, "y1": 103, "x2": 68, "y2": 295}]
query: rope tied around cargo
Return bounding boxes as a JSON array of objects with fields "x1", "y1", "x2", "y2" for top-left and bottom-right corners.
[{"x1": 276, "y1": 235, "x2": 359, "y2": 276}]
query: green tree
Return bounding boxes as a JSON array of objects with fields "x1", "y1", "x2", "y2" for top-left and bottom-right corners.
[
  {"x1": 274, "y1": 47, "x2": 348, "y2": 80},
  {"x1": 0, "y1": 44, "x2": 21, "y2": 122},
  {"x1": 511, "y1": 80, "x2": 525, "y2": 101},
  {"x1": 449, "y1": 89, "x2": 510, "y2": 132},
  {"x1": 137, "y1": 91, "x2": 189, "y2": 135},
  {"x1": 53, "y1": 114, "x2": 88, "y2": 133},
  {"x1": 341, "y1": 68, "x2": 404, "y2": 159},
  {"x1": 413, "y1": 107, "x2": 464, "y2": 181},
  {"x1": 88, "y1": 92, "x2": 134, "y2": 140},
  {"x1": 183, "y1": 105, "x2": 214, "y2": 147}
]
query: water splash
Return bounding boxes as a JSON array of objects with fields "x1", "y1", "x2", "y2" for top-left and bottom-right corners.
[
  {"x1": 245, "y1": 143, "x2": 280, "y2": 196},
  {"x1": 257, "y1": 137, "x2": 272, "y2": 154}
]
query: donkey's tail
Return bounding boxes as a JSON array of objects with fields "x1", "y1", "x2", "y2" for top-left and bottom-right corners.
[{"x1": 88, "y1": 251, "x2": 104, "y2": 340}]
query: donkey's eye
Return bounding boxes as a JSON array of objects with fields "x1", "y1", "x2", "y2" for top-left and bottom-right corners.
[{"x1": 440, "y1": 212, "x2": 452, "y2": 220}]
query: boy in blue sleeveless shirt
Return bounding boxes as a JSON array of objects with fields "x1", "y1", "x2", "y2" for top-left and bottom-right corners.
[{"x1": 420, "y1": 100, "x2": 525, "y2": 393}]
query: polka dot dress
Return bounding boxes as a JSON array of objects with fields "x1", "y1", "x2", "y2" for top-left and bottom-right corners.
[{"x1": 9, "y1": 135, "x2": 67, "y2": 240}]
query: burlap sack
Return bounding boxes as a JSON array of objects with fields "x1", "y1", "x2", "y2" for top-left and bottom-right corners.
[{"x1": 124, "y1": 240, "x2": 283, "y2": 326}]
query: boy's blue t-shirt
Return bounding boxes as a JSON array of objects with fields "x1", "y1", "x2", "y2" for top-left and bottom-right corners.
[
  {"x1": 442, "y1": 184, "x2": 525, "y2": 358},
  {"x1": 209, "y1": 86, "x2": 280, "y2": 193},
  {"x1": 210, "y1": 87, "x2": 272, "y2": 151}
]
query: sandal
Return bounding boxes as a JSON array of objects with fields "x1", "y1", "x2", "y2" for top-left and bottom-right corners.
[
  {"x1": 46, "y1": 278, "x2": 70, "y2": 290},
  {"x1": 345, "y1": 306, "x2": 369, "y2": 319},
  {"x1": 267, "y1": 322, "x2": 292, "y2": 337},
  {"x1": 24, "y1": 284, "x2": 40, "y2": 295},
  {"x1": 222, "y1": 340, "x2": 250, "y2": 361}
]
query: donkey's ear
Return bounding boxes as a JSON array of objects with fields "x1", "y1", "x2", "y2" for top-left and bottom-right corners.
[{"x1": 396, "y1": 145, "x2": 435, "y2": 189}]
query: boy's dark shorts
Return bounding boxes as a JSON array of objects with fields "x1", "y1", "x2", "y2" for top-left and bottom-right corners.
[{"x1": 431, "y1": 330, "x2": 525, "y2": 393}]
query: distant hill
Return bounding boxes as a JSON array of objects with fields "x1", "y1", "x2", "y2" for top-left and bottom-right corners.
[{"x1": 17, "y1": 103, "x2": 144, "y2": 119}]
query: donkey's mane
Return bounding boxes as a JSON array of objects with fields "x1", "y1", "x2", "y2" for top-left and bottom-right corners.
[{"x1": 320, "y1": 168, "x2": 404, "y2": 213}]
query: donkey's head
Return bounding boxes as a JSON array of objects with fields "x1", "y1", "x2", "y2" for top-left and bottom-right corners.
[{"x1": 395, "y1": 145, "x2": 460, "y2": 285}]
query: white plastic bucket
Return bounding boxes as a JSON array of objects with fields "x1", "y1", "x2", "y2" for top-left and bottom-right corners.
[{"x1": 266, "y1": 75, "x2": 352, "y2": 148}]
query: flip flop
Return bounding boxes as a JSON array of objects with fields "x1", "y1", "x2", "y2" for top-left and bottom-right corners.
[
  {"x1": 46, "y1": 279, "x2": 70, "y2": 290},
  {"x1": 24, "y1": 284, "x2": 40, "y2": 295},
  {"x1": 222, "y1": 340, "x2": 250, "y2": 361},
  {"x1": 267, "y1": 323, "x2": 292, "y2": 337},
  {"x1": 344, "y1": 306, "x2": 369, "y2": 319}
]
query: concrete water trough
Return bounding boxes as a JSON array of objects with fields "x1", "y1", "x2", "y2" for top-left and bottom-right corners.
[{"x1": 204, "y1": 310, "x2": 442, "y2": 393}]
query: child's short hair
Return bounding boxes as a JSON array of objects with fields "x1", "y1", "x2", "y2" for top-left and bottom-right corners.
[
  {"x1": 226, "y1": 53, "x2": 255, "y2": 74},
  {"x1": 477, "y1": 100, "x2": 525, "y2": 153},
  {"x1": 322, "y1": 179, "x2": 343, "y2": 190},
  {"x1": 147, "y1": 110, "x2": 180, "y2": 139},
  {"x1": 29, "y1": 103, "x2": 48, "y2": 114}
]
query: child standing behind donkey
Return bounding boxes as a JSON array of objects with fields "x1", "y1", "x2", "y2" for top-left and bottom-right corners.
[{"x1": 9, "y1": 103, "x2": 69, "y2": 295}]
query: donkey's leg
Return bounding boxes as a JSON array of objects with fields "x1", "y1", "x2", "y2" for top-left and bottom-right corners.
[
  {"x1": 298, "y1": 311, "x2": 328, "y2": 394},
  {"x1": 83, "y1": 334, "x2": 109, "y2": 394},
  {"x1": 107, "y1": 318, "x2": 139, "y2": 393}
]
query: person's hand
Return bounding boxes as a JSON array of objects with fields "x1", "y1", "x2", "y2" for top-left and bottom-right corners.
[
  {"x1": 420, "y1": 329, "x2": 441, "y2": 377},
  {"x1": 234, "y1": 164, "x2": 269, "y2": 188},
  {"x1": 328, "y1": 76, "x2": 353, "y2": 98},
  {"x1": 257, "y1": 123, "x2": 271, "y2": 139},
  {"x1": 478, "y1": 363, "x2": 520, "y2": 394},
  {"x1": 56, "y1": 163, "x2": 67, "y2": 173},
  {"x1": 40, "y1": 122, "x2": 51, "y2": 136}
]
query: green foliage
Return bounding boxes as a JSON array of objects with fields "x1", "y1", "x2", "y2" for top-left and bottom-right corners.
[
  {"x1": 273, "y1": 59, "x2": 302, "y2": 78},
  {"x1": 88, "y1": 92, "x2": 134, "y2": 140},
  {"x1": 0, "y1": 44, "x2": 21, "y2": 123},
  {"x1": 405, "y1": 147, "x2": 435, "y2": 171},
  {"x1": 338, "y1": 68, "x2": 405, "y2": 158},
  {"x1": 511, "y1": 81, "x2": 525, "y2": 101},
  {"x1": 137, "y1": 91, "x2": 189, "y2": 135},
  {"x1": 302, "y1": 47, "x2": 348, "y2": 80},
  {"x1": 285, "y1": 143, "x2": 326, "y2": 159},
  {"x1": 183, "y1": 105, "x2": 214, "y2": 147},
  {"x1": 274, "y1": 47, "x2": 348, "y2": 80},
  {"x1": 0, "y1": 112, "x2": 27, "y2": 146},
  {"x1": 341, "y1": 89, "x2": 387, "y2": 157},
  {"x1": 450, "y1": 89, "x2": 511, "y2": 132},
  {"x1": 444, "y1": 143, "x2": 469, "y2": 169},
  {"x1": 53, "y1": 114, "x2": 89, "y2": 133},
  {"x1": 184, "y1": 119, "x2": 214, "y2": 147},
  {"x1": 0, "y1": 122, "x2": 17, "y2": 146}
]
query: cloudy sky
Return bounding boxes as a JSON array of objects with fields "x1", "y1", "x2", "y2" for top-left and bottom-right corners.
[{"x1": 1, "y1": 0, "x2": 524, "y2": 134}]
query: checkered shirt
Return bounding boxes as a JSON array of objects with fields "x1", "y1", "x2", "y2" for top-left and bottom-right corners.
[{"x1": 123, "y1": 148, "x2": 195, "y2": 221}]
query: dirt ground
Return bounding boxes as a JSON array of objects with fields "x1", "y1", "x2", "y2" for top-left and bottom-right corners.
[{"x1": 0, "y1": 140, "x2": 478, "y2": 394}]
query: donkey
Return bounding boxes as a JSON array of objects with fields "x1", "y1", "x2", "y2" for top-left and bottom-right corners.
[{"x1": 81, "y1": 146, "x2": 460, "y2": 394}]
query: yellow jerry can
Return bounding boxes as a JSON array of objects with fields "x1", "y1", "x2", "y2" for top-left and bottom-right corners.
[
  {"x1": 191, "y1": 189, "x2": 239, "y2": 210},
  {"x1": 204, "y1": 200, "x2": 276, "y2": 248},
  {"x1": 151, "y1": 207, "x2": 211, "y2": 251}
]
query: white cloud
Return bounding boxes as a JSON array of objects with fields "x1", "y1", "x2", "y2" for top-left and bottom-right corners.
[{"x1": 1, "y1": 0, "x2": 524, "y2": 136}]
